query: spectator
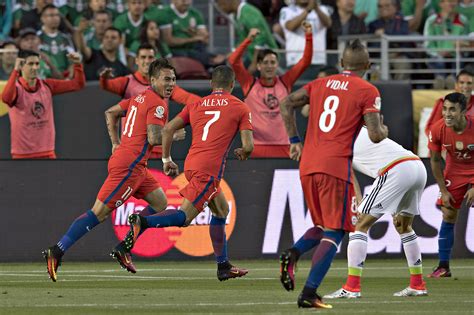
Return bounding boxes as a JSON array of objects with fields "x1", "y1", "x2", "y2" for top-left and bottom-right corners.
[
  {"x1": 1, "y1": 50, "x2": 85, "y2": 159},
  {"x1": 83, "y1": 27, "x2": 131, "y2": 80},
  {"x1": 59, "y1": 0, "x2": 86, "y2": 25},
  {"x1": 72, "y1": 0, "x2": 108, "y2": 26},
  {"x1": 20, "y1": 0, "x2": 72, "y2": 33},
  {"x1": 354, "y1": 0, "x2": 379, "y2": 25},
  {"x1": 228, "y1": 25, "x2": 312, "y2": 158},
  {"x1": 73, "y1": 10, "x2": 112, "y2": 52},
  {"x1": 424, "y1": 0, "x2": 469, "y2": 89},
  {"x1": 216, "y1": 0, "x2": 278, "y2": 74},
  {"x1": 107, "y1": 0, "x2": 127, "y2": 19},
  {"x1": 0, "y1": 42, "x2": 18, "y2": 80},
  {"x1": 129, "y1": 20, "x2": 171, "y2": 61},
  {"x1": 13, "y1": 0, "x2": 36, "y2": 35},
  {"x1": 369, "y1": 0, "x2": 411, "y2": 80},
  {"x1": 280, "y1": 0, "x2": 332, "y2": 76},
  {"x1": 401, "y1": 0, "x2": 440, "y2": 33},
  {"x1": 456, "y1": 0, "x2": 474, "y2": 35},
  {"x1": 158, "y1": 0, "x2": 225, "y2": 69},
  {"x1": 0, "y1": 0, "x2": 13, "y2": 41},
  {"x1": 17, "y1": 28, "x2": 62, "y2": 79},
  {"x1": 327, "y1": 0, "x2": 366, "y2": 66},
  {"x1": 38, "y1": 4, "x2": 75, "y2": 77},
  {"x1": 113, "y1": 0, "x2": 146, "y2": 49},
  {"x1": 425, "y1": 69, "x2": 474, "y2": 136}
]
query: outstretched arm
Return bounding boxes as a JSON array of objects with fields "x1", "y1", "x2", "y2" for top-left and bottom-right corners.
[
  {"x1": 228, "y1": 29, "x2": 258, "y2": 96},
  {"x1": 45, "y1": 53, "x2": 86, "y2": 95}
]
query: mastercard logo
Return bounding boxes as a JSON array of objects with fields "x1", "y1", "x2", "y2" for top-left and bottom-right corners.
[{"x1": 111, "y1": 168, "x2": 236, "y2": 257}]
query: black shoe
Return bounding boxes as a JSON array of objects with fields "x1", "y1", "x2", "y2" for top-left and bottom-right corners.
[
  {"x1": 42, "y1": 246, "x2": 63, "y2": 282},
  {"x1": 110, "y1": 242, "x2": 137, "y2": 273},
  {"x1": 279, "y1": 249, "x2": 298, "y2": 291},
  {"x1": 297, "y1": 292, "x2": 333, "y2": 309}
]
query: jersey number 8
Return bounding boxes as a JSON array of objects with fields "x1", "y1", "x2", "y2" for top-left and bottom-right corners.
[{"x1": 319, "y1": 95, "x2": 339, "y2": 133}]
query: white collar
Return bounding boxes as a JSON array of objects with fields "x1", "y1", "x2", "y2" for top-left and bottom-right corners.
[
  {"x1": 127, "y1": 12, "x2": 144, "y2": 27},
  {"x1": 170, "y1": 3, "x2": 189, "y2": 18},
  {"x1": 236, "y1": 1, "x2": 246, "y2": 20}
]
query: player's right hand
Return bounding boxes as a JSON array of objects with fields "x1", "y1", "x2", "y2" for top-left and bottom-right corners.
[
  {"x1": 15, "y1": 58, "x2": 25, "y2": 71},
  {"x1": 247, "y1": 28, "x2": 260, "y2": 41},
  {"x1": 173, "y1": 128, "x2": 186, "y2": 141},
  {"x1": 100, "y1": 67, "x2": 114, "y2": 78},
  {"x1": 290, "y1": 143, "x2": 303, "y2": 161},
  {"x1": 164, "y1": 161, "x2": 179, "y2": 177},
  {"x1": 441, "y1": 191, "x2": 455, "y2": 208},
  {"x1": 234, "y1": 148, "x2": 249, "y2": 160}
]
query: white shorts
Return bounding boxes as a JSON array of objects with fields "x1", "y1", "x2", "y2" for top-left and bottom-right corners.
[{"x1": 358, "y1": 160, "x2": 427, "y2": 218}]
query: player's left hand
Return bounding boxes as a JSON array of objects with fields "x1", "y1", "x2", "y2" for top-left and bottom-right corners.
[
  {"x1": 289, "y1": 143, "x2": 303, "y2": 161},
  {"x1": 164, "y1": 161, "x2": 179, "y2": 177},
  {"x1": 67, "y1": 52, "x2": 82, "y2": 64},
  {"x1": 173, "y1": 128, "x2": 186, "y2": 141},
  {"x1": 234, "y1": 148, "x2": 249, "y2": 160},
  {"x1": 464, "y1": 187, "x2": 474, "y2": 207}
]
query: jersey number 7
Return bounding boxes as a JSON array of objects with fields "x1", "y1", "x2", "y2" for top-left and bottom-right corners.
[{"x1": 202, "y1": 110, "x2": 221, "y2": 141}]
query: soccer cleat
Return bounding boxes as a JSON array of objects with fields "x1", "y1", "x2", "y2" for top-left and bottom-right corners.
[
  {"x1": 279, "y1": 249, "x2": 297, "y2": 291},
  {"x1": 124, "y1": 214, "x2": 142, "y2": 251},
  {"x1": 324, "y1": 288, "x2": 361, "y2": 299},
  {"x1": 110, "y1": 243, "x2": 137, "y2": 274},
  {"x1": 42, "y1": 247, "x2": 63, "y2": 282},
  {"x1": 427, "y1": 266, "x2": 451, "y2": 278},
  {"x1": 297, "y1": 293, "x2": 333, "y2": 309},
  {"x1": 393, "y1": 286, "x2": 428, "y2": 297},
  {"x1": 217, "y1": 265, "x2": 249, "y2": 281}
]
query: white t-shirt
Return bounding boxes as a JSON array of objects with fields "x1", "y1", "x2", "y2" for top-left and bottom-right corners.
[
  {"x1": 353, "y1": 127, "x2": 418, "y2": 178},
  {"x1": 279, "y1": 4, "x2": 331, "y2": 66}
]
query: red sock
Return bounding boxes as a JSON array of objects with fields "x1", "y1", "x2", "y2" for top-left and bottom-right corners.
[
  {"x1": 344, "y1": 275, "x2": 361, "y2": 292},
  {"x1": 410, "y1": 274, "x2": 424, "y2": 289}
]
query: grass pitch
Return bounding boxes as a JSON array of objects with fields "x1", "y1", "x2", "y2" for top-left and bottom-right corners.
[{"x1": 0, "y1": 259, "x2": 473, "y2": 314}]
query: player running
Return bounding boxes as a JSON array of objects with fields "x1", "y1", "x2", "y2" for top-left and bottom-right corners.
[
  {"x1": 121, "y1": 65, "x2": 254, "y2": 281},
  {"x1": 43, "y1": 58, "x2": 177, "y2": 282},
  {"x1": 427, "y1": 92, "x2": 474, "y2": 278},
  {"x1": 279, "y1": 39, "x2": 388, "y2": 309},
  {"x1": 324, "y1": 126, "x2": 428, "y2": 298}
]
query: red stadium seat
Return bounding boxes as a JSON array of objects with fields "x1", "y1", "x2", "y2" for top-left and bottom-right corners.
[{"x1": 170, "y1": 57, "x2": 210, "y2": 80}]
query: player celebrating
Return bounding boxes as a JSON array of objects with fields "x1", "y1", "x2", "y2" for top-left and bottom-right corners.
[
  {"x1": 121, "y1": 65, "x2": 254, "y2": 281},
  {"x1": 428, "y1": 92, "x2": 474, "y2": 277},
  {"x1": 43, "y1": 58, "x2": 177, "y2": 282},
  {"x1": 324, "y1": 127, "x2": 428, "y2": 298},
  {"x1": 228, "y1": 24, "x2": 312, "y2": 158},
  {"x1": 279, "y1": 39, "x2": 388, "y2": 309}
]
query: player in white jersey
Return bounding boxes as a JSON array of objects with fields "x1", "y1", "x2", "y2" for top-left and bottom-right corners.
[{"x1": 324, "y1": 127, "x2": 428, "y2": 298}]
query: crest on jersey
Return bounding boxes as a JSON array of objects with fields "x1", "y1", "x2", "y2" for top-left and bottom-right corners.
[
  {"x1": 154, "y1": 106, "x2": 165, "y2": 118},
  {"x1": 373, "y1": 97, "x2": 381, "y2": 110},
  {"x1": 115, "y1": 200, "x2": 123, "y2": 207},
  {"x1": 455, "y1": 141, "x2": 464, "y2": 150},
  {"x1": 134, "y1": 94, "x2": 145, "y2": 104},
  {"x1": 467, "y1": 144, "x2": 474, "y2": 151}
]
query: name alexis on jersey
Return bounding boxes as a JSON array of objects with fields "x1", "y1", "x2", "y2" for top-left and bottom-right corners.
[
  {"x1": 200, "y1": 98, "x2": 229, "y2": 107},
  {"x1": 326, "y1": 79, "x2": 349, "y2": 91}
]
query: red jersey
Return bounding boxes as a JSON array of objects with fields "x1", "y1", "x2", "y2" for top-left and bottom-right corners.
[
  {"x1": 112, "y1": 88, "x2": 168, "y2": 168},
  {"x1": 428, "y1": 115, "x2": 474, "y2": 178},
  {"x1": 178, "y1": 91, "x2": 253, "y2": 178},
  {"x1": 425, "y1": 96, "x2": 474, "y2": 136},
  {"x1": 301, "y1": 71, "x2": 381, "y2": 181}
]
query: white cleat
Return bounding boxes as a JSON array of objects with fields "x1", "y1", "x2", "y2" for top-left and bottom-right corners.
[
  {"x1": 324, "y1": 288, "x2": 361, "y2": 299},
  {"x1": 393, "y1": 286, "x2": 428, "y2": 297}
]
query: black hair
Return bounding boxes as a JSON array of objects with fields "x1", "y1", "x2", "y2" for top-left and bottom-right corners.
[
  {"x1": 137, "y1": 42, "x2": 156, "y2": 56},
  {"x1": 104, "y1": 26, "x2": 122, "y2": 37},
  {"x1": 0, "y1": 41, "x2": 18, "y2": 49},
  {"x1": 444, "y1": 92, "x2": 467, "y2": 111},
  {"x1": 148, "y1": 58, "x2": 176, "y2": 78},
  {"x1": 456, "y1": 69, "x2": 474, "y2": 81},
  {"x1": 18, "y1": 49, "x2": 40, "y2": 59},
  {"x1": 40, "y1": 4, "x2": 58, "y2": 16},
  {"x1": 257, "y1": 49, "x2": 278, "y2": 63},
  {"x1": 346, "y1": 39, "x2": 366, "y2": 52},
  {"x1": 93, "y1": 9, "x2": 112, "y2": 20},
  {"x1": 211, "y1": 65, "x2": 235, "y2": 88},
  {"x1": 138, "y1": 20, "x2": 167, "y2": 57}
]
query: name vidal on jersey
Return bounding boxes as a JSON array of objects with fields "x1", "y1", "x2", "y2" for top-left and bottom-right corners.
[
  {"x1": 201, "y1": 98, "x2": 229, "y2": 107},
  {"x1": 326, "y1": 80, "x2": 349, "y2": 91}
]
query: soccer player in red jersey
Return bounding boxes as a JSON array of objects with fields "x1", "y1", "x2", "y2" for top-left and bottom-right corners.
[
  {"x1": 42, "y1": 59, "x2": 177, "y2": 282},
  {"x1": 99, "y1": 43, "x2": 201, "y2": 157},
  {"x1": 278, "y1": 40, "x2": 388, "y2": 309},
  {"x1": 428, "y1": 92, "x2": 474, "y2": 278},
  {"x1": 228, "y1": 23, "x2": 312, "y2": 158},
  {"x1": 122, "y1": 65, "x2": 254, "y2": 281},
  {"x1": 425, "y1": 70, "x2": 474, "y2": 136}
]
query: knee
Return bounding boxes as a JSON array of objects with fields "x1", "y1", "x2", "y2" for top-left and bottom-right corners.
[
  {"x1": 395, "y1": 224, "x2": 412, "y2": 234},
  {"x1": 442, "y1": 208, "x2": 458, "y2": 223}
]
